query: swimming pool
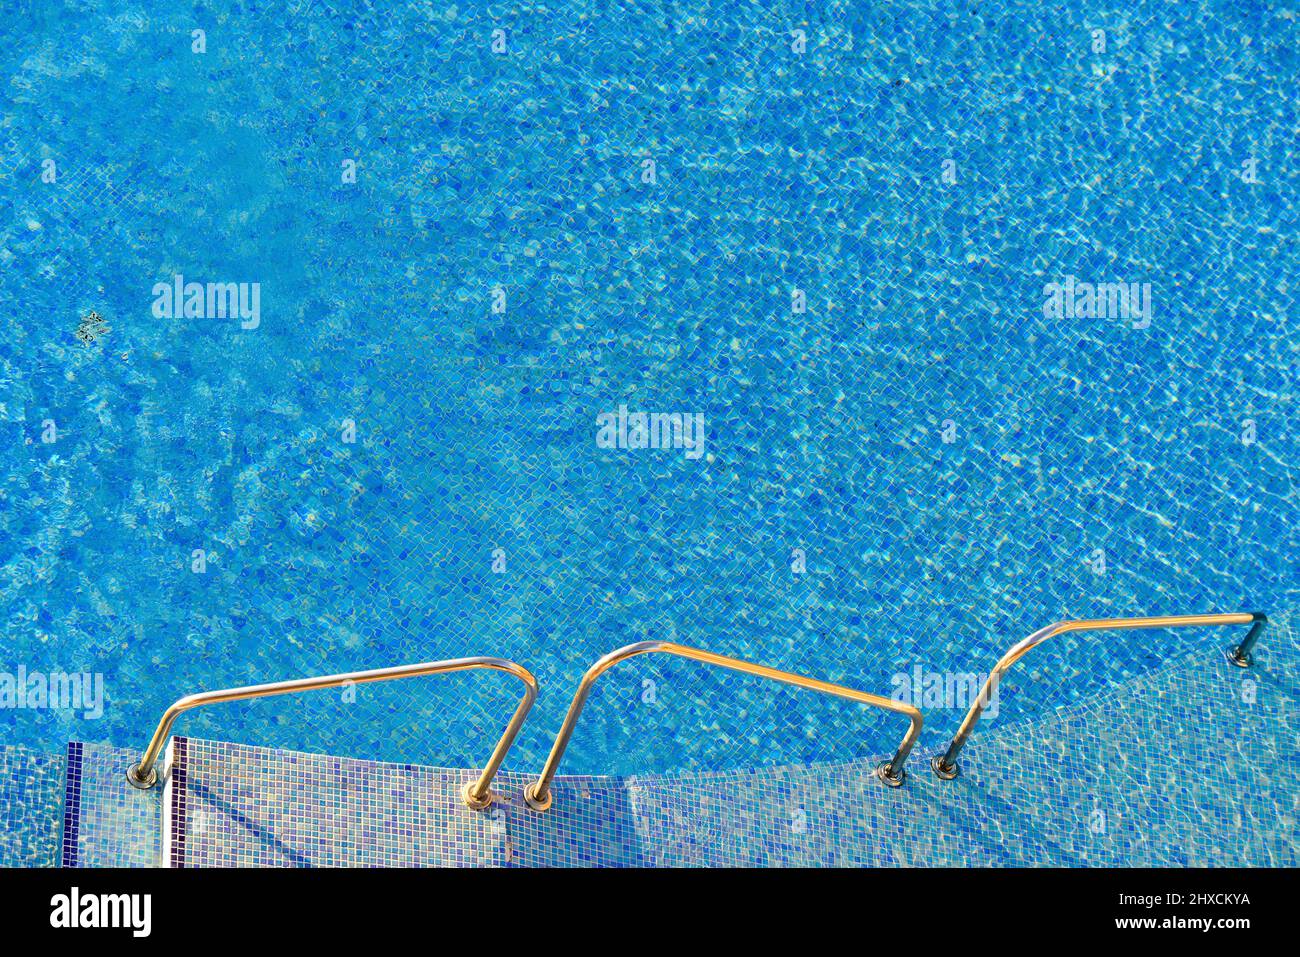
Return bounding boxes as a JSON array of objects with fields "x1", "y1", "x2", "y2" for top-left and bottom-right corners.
[{"x1": 1, "y1": 1, "x2": 1294, "y2": 786}]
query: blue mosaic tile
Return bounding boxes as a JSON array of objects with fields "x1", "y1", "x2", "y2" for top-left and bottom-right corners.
[
  {"x1": 494, "y1": 772, "x2": 646, "y2": 867},
  {"x1": 66, "y1": 742, "x2": 164, "y2": 868},
  {"x1": 0, "y1": 744, "x2": 66, "y2": 867},
  {"x1": 59, "y1": 741, "x2": 81, "y2": 867},
  {"x1": 172, "y1": 738, "x2": 507, "y2": 867},
  {"x1": 166, "y1": 736, "x2": 188, "y2": 868}
]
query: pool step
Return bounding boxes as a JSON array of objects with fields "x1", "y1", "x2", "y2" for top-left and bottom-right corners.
[
  {"x1": 45, "y1": 616, "x2": 1299, "y2": 867},
  {"x1": 59, "y1": 742, "x2": 165, "y2": 867},
  {"x1": 627, "y1": 640, "x2": 1298, "y2": 866},
  {"x1": 162, "y1": 738, "x2": 509, "y2": 867}
]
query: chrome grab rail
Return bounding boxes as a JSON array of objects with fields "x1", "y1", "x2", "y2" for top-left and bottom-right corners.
[
  {"x1": 523, "y1": 640, "x2": 924, "y2": 811},
  {"x1": 127, "y1": 657, "x2": 539, "y2": 810},
  {"x1": 931, "y1": 611, "x2": 1267, "y2": 780}
]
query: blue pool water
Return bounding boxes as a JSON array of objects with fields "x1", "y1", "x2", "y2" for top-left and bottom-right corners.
[{"x1": 1, "y1": 1, "x2": 1295, "y2": 781}]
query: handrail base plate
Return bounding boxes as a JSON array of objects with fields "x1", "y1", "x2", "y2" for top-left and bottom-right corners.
[
  {"x1": 875, "y1": 761, "x2": 907, "y2": 788},
  {"x1": 523, "y1": 782, "x2": 553, "y2": 812},
  {"x1": 126, "y1": 764, "x2": 157, "y2": 790},
  {"x1": 931, "y1": 755, "x2": 960, "y2": 780},
  {"x1": 1225, "y1": 647, "x2": 1254, "y2": 668},
  {"x1": 461, "y1": 781, "x2": 494, "y2": 811}
]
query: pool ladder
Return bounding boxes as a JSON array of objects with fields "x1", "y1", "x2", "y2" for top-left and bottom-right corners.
[{"x1": 126, "y1": 610, "x2": 1265, "y2": 810}]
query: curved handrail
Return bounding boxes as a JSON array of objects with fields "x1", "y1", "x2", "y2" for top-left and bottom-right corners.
[
  {"x1": 522, "y1": 641, "x2": 923, "y2": 811},
  {"x1": 127, "y1": 656, "x2": 539, "y2": 810},
  {"x1": 931, "y1": 611, "x2": 1266, "y2": 780}
]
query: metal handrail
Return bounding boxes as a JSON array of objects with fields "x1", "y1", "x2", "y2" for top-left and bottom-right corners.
[
  {"x1": 522, "y1": 640, "x2": 924, "y2": 811},
  {"x1": 126, "y1": 657, "x2": 539, "y2": 810},
  {"x1": 931, "y1": 611, "x2": 1267, "y2": 780}
]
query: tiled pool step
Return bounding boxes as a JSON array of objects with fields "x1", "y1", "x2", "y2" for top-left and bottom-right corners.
[
  {"x1": 163, "y1": 738, "x2": 508, "y2": 867},
  {"x1": 60, "y1": 742, "x2": 164, "y2": 867},
  {"x1": 623, "y1": 642, "x2": 1297, "y2": 866},
  {"x1": 41, "y1": 618, "x2": 1300, "y2": 866}
]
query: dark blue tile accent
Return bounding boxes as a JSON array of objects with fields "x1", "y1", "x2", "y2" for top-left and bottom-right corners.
[
  {"x1": 169, "y1": 737, "x2": 188, "y2": 868},
  {"x1": 60, "y1": 742, "x2": 84, "y2": 868}
]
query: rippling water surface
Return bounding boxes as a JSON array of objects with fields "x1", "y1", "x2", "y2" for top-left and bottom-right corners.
[{"x1": 1, "y1": 2, "x2": 1295, "y2": 776}]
